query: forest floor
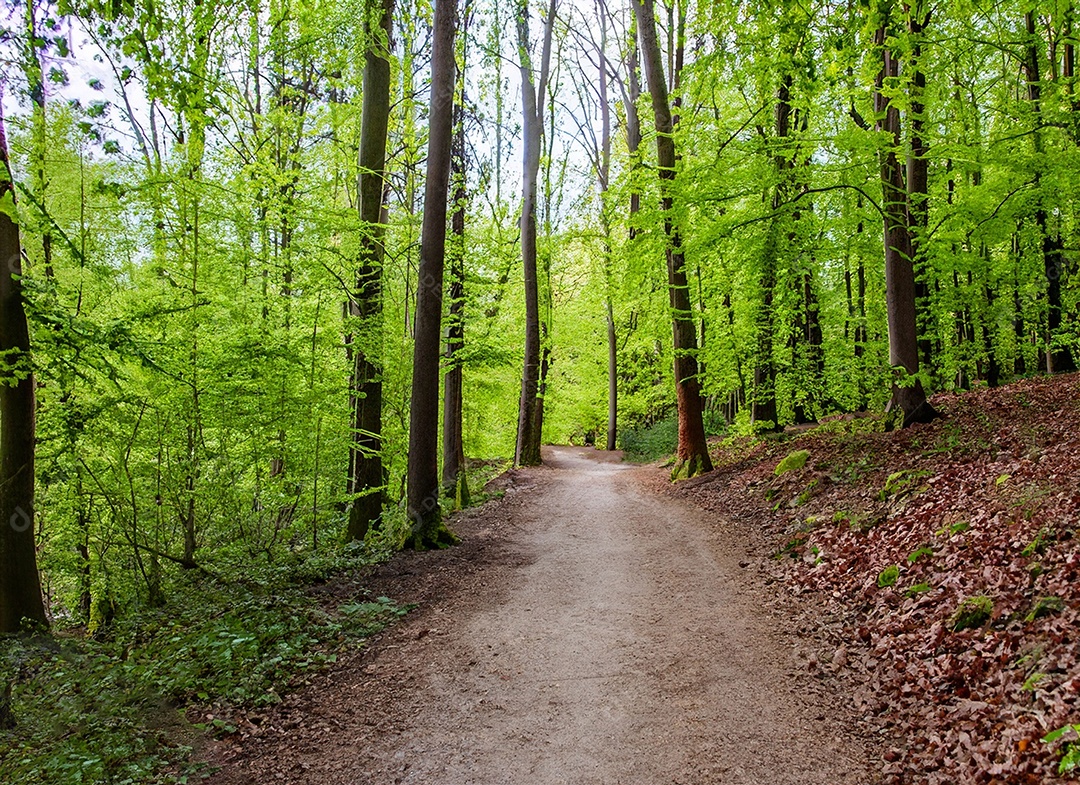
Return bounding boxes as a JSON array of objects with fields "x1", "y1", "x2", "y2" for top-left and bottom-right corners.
[
  {"x1": 200, "y1": 446, "x2": 875, "y2": 784},
  {"x1": 199, "y1": 373, "x2": 1080, "y2": 785},
  {"x1": 664, "y1": 373, "x2": 1080, "y2": 784}
]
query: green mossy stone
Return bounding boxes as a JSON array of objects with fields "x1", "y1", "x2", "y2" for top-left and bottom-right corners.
[{"x1": 774, "y1": 449, "x2": 810, "y2": 476}]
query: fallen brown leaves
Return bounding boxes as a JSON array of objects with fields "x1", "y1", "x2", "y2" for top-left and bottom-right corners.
[{"x1": 672, "y1": 373, "x2": 1080, "y2": 784}]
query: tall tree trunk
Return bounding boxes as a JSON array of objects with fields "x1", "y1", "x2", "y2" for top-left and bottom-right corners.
[
  {"x1": 752, "y1": 72, "x2": 797, "y2": 431},
  {"x1": 347, "y1": 0, "x2": 395, "y2": 541},
  {"x1": 631, "y1": 0, "x2": 712, "y2": 479},
  {"x1": 0, "y1": 108, "x2": 48, "y2": 633},
  {"x1": 906, "y1": 3, "x2": 933, "y2": 374},
  {"x1": 874, "y1": 17, "x2": 938, "y2": 427},
  {"x1": 179, "y1": 0, "x2": 212, "y2": 568},
  {"x1": 443, "y1": 0, "x2": 470, "y2": 509},
  {"x1": 625, "y1": 10, "x2": 643, "y2": 238},
  {"x1": 514, "y1": 0, "x2": 557, "y2": 467},
  {"x1": 593, "y1": 1, "x2": 618, "y2": 452},
  {"x1": 406, "y1": 0, "x2": 458, "y2": 548},
  {"x1": 1024, "y1": 11, "x2": 1076, "y2": 373},
  {"x1": 24, "y1": 0, "x2": 52, "y2": 278}
]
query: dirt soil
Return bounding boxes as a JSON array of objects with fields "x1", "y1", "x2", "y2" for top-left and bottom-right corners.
[{"x1": 202, "y1": 446, "x2": 877, "y2": 785}]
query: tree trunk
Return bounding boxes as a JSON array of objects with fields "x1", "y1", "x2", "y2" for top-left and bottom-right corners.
[
  {"x1": 24, "y1": 0, "x2": 52, "y2": 279},
  {"x1": 0, "y1": 109, "x2": 48, "y2": 634},
  {"x1": 407, "y1": 0, "x2": 458, "y2": 548},
  {"x1": 874, "y1": 20, "x2": 938, "y2": 427},
  {"x1": 595, "y1": 1, "x2": 617, "y2": 452},
  {"x1": 347, "y1": 0, "x2": 394, "y2": 541},
  {"x1": 1024, "y1": 11, "x2": 1076, "y2": 373},
  {"x1": 906, "y1": 3, "x2": 934, "y2": 374},
  {"x1": 753, "y1": 72, "x2": 798, "y2": 431},
  {"x1": 632, "y1": 0, "x2": 712, "y2": 479},
  {"x1": 625, "y1": 11, "x2": 643, "y2": 238},
  {"x1": 443, "y1": 0, "x2": 471, "y2": 509},
  {"x1": 514, "y1": 0, "x2": 556, "y2": 468}
]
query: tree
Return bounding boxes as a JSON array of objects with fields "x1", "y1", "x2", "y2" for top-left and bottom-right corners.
[
  {"x1": 347, "y1": 0, "x2": 395, "y2": 541},
  {"x1": 443, "y1": 0, "x2": 472, "y2": 508},
  {"x1": 514, "y1": 0, "x2": 558, "y2": 467},
  {"x1": 406, "y1": 0, "x2": 458, "y2": 548},
  {"x1": 630, "y1": 0, "x2": 712, "y2": 478},
  {"x1": 598, "y1": 6, "x2": 617, "y2": 453},
  {"x1": 1023, "y1": 9, "x2": 1076, "y2": 375},
  {"x1": 0, "y1": 106, "x2": 48, "y2": 634},
  {"x1": 872, "y1": 1, "x2": 938, "y2": 427}
]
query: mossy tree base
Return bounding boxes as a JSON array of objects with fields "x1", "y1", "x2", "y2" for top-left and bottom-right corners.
[
  {"x1": 671, "y1": 453, "x2": 710, "y2": 481},
  {"x1": 406, "y1": 515, "x2": 460, "y2": 551}
]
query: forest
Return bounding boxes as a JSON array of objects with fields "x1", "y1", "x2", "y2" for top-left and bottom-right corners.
[{"x1": 1, "y1": 0, "x2": 1079, "y2": 780}]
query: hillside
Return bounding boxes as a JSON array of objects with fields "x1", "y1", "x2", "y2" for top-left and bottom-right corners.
[{"x1": 667, "y1": 373, "x2": 1080, "y2": 784}]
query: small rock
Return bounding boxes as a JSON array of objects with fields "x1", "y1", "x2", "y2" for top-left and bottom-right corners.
[{"x1": 831, "y1": 645, "x2": 848, "y2": 671}]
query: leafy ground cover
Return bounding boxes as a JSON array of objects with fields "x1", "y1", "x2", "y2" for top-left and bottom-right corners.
[
  {"x1": 0, "y1": 457, "x2": 508, "y2": 785},
  {"x1": 0, "y1": 544, "x2": 410, "y2": 785},
  {"x1": 671, "y1": 373, "x2": 1080, "y2": 784}
]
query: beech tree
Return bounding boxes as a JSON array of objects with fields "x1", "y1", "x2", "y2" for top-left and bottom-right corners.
[
  {"x1": 631, "y1": 0, "x2": 712, "y2": 478},
  {"x1": 347, "y1": 0, "x2": 395, "y2": 541},
  {"x1": 514, "y1": 0, "x2": 558, "y2": 467},
  {"x1": 406, "y1": 0, "x2": 458, "y2": 548},
  {"x1": 871, "y1": 0, "x2": 938, "y2": 427},
  {"x1": 442, "y1": 0, "x2": 472, "y2": 508},
  {"x1": 0, "y1": 107, "x2": 48, "y2": 633}
]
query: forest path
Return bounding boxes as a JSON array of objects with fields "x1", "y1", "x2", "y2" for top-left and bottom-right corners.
[{"x1": 204, "y1": 446, "x2": 875, "y2": 785}]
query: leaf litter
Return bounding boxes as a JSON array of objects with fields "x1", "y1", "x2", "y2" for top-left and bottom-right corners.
[{"x1": 669, "y1": 373, "x2": 1080, "y2": 784}]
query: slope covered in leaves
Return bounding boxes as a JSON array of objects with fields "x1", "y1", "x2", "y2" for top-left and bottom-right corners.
[{"x1": 672, "y1": 373, "x2": 1080, "y2": 784}]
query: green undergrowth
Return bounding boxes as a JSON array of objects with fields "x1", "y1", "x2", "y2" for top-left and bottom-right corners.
[
  {"x1": 619, "y1": 412, "x2": 727, "y2": 463},
  {"x1": 463, "y1": 458, "x2": 514, "y2": 503},
  {"x1": 0, "y1": 543, "x2": 406, "y2": 785},
  {"x1": 372, "y1": 458, "x2": 513, "y2": 550}
]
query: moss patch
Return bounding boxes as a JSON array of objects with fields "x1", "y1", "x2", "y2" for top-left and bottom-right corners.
[
  {"x1": 950, "y1": 595, "x2": 993, "y2": 632},
  {"x1": 1026, "y1": 596, "x2": 1063, "y2": 622},
  {"x1": 774, "y1": 449, "x2": 810, "y2": 476},
  {"x1": 671, "y1": 453, "x2": 709, "y2": 481},
  {"x1": 877, "y1": 564, "x2": 900, "y2": 588}
]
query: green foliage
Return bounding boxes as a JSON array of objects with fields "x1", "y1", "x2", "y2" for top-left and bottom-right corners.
[
  {"x1": 907, "y1": 546, "x2": 933, "y2": 563},
  {"x1": 0, "y1": 547, "x2": 400, "y2": 784},
  {"x1": 619, "y1": 416, "x2": 678, "y2": 463},
  {"x1": 949, "y1": 595, "x2": 994, "y2": 632},
  {"x1": 1022, "y1": 527, "x2": 1055, "y2": 557},
  {"x1": 1042, "y1": 724, "x2": 1080, "y2": 774},
  {"x1": 878, "y1": 469, "x2": 933, "y2": 502},
  {"x1": 876, "y1": 564, "x2": 900, "y2": 588},
  {"x1": 774, "y1": 449, "x2": 810, "y2": 476},
  {"x1": 904, "y1": 582, "x2": 931, "y2": 597},
  {"x1": 1025, "y1": 596, "x2": 1064, "y2": 623}
]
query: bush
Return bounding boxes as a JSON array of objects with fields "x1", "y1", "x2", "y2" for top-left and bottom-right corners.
[
  {"x1": 618, "y1": 416, "x2": 679, "y2": 463},
  {"x1": 619, "y1": 412, "x2": 728, "y2": 463}
]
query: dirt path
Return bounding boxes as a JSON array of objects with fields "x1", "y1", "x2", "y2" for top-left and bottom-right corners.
[{"x1": 205, "y1": 447, "x2": 876, "y2": 784}]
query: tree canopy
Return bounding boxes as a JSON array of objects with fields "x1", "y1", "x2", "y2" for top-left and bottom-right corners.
[{"x1": 0, "y1": 0, "x2": 1078, "y2": 630}]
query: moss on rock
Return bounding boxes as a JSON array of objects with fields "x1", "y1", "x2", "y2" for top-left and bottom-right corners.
[{"x1": 774, "y1": 449, "x2": 810, "y2": 476}]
